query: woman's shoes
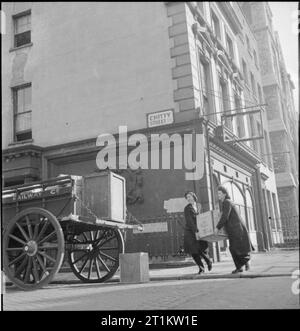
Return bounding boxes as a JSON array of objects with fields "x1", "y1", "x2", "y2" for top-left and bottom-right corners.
[
  {"x1": 245, "y1": 262, "x2": 250, "y2": 271},
  {"x1": 231, "y1": 268, "x2": 243, "y2": 274},
  {"x1": 207, "y1": 261, "x2": 213, "y2": 271},
  {"x1": 198, "y1": 268, "x2": 205, "y2": 274}
]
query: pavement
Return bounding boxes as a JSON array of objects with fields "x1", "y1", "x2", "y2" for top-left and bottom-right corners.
[{"x1": 5, "y1": 247, "x2": 298, "y2": 288}]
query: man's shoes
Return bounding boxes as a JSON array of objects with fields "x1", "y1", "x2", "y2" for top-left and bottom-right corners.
[
  {"x1": 207, "y1": 261, "x2": 212, "y2": 271},
  {"x1": 245, "y1": 262, "x2": 250, "y2": 271},
  {"x1": 231, "y1": 268, "x2": 243, "y2": 274}
]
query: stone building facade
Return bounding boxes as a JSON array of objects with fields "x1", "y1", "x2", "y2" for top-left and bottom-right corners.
[
  {"x1": 2, "y1": 2, "x2": 287, "y2": 261},
  {"x1": 240, "y1": 2, "x2": 299, "y2": 242}
]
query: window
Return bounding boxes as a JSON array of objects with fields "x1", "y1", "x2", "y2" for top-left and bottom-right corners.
[
  {"x1": 264, "y1": 130, "x2": 272, "y2": 166},
  {"x1": 253, "y1": 49, "x2": 258, "y2": 68},
  {"x1": 13, "y1": 11, "x2": 31, "y2": 48},
  {"x1": 198, "y1": 2, "x2": 205, "y2": 15},
  {"x1": 13, "y1": 84, "x2": 32, "y2": 142},
  {"x1": 271, "y1": 46, "x2": 280, "y2": 81},
  {"x1": 235, "y1": 94, "x2": 245, "y2": 138},
  {"x1": 211, "y1": 11, "x2": 221, "y2": 40},
  {"x1": 257, "y1": 122, "x2": 265, "y2": 160},
  {"x1": 246, "y1": 35, "x2": 251, "y2": 54},
  {"x1": 242, "y1": 59, "x2": 248, "y2": 85},
  {"x1": 199, "y1": 60, "x2": 213, "y2": 116},
  {"x1": 226, "y1": 34, "x2": 234, "y2": 60},
  {"x1": 219, "y1": 79, "x2": 232, "y2": 130},
  {"x1": 250, "y1": 72, "x2": 256, "y2": 96},
  {"x1": 257, "y1": 83, "x2": 263, "y2": 103},
  {"x1": 249, "y1": 115, "x2": 257, "y2": 151}
]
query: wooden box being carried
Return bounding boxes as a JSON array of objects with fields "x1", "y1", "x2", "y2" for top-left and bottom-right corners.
[{"x1": 196, "y1": 210, "x2": 227, "y2": 242}]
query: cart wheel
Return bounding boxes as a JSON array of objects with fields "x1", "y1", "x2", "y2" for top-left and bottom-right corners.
[
  {"x1": 3, "y1": 207, "x2": 65, "y2": 291},
  {"x1": 67, "y1": 227, "x2": 124, "y2": 283}
]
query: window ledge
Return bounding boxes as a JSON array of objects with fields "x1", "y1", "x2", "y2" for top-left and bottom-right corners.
[
  {"x1": 9, "y1": 42, "x2": 33, "y2": 52},
  {"x1": 8, "y1": 139, "x2": 34, "y2": 147}
]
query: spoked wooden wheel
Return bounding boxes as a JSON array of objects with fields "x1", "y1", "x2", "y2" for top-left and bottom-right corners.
[
  {"x1": 3, "y1": 207, "x2": 65, "y2": 291},
  {"x1": 67, "y1": 227, "x2": 124, "y2": 283}
]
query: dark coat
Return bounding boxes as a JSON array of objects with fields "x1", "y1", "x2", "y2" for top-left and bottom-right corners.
[
  {"x1": 216, "y1": 198, "x2": 253, "y2": 255},
  {"x1": 183, "y1": 204, "x2": 208, "y2": 255}
]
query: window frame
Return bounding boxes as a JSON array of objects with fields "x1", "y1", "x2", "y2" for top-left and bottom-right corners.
[
  {"x1": 12, "y1": 83, "x2": 32, "y2": 142},
  {"x1": 250, "y1": 71, "x2": 256, "y2": 97},
  {"x1": 12, "y1": 10, "x2": 31, "y2": 48},
  {"x1": 242, "y1": 59, "x2": 249, "y2": 85},
  {"x1": 226, "y1": 33, "x2": 235, "y2": 60},
  {"x1": 211, "y1": 10, "x2": 221, "y2": 41}
]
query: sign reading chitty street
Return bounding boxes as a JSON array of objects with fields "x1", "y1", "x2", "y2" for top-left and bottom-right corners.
[{"x1": 147, "y1": 109, "x2": 174, "y2": 128}]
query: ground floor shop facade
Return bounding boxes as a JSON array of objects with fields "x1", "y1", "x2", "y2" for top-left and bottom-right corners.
[{"x1": 2, "y1": 116, "x2": 284, "y2": 261}]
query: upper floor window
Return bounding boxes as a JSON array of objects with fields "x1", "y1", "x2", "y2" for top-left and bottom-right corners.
[
  {"x1": 242, "y1": 59, "x2": 249, "y2": 85},
  {"x1": 246, "y1": 35, "x2": 251, "y2": 55},
  {"x1": 235, "y1": 94, "x2": 245, "y2": 138},
  {"x1": 13, "y1": 11, "x2": 31, "y2": 48},
  {"x1": 250, "y1": 72, "x2": 256, "y2": 96},
  {"x1": 257, "y1": 83, "x2": 263, "y2": 103},
  {"x1": 219, "y1": 79, "x2": 232, "y2": 131},
  {"x1": 249, "y1": 114, "x2": 258, "y2": 151},
  {"x1": 226, "y1": 34, "x2": 235, "y2": 60},
  {"x1": 253, "y1": 49, "x2": 258, "y2": 68},
  {"x1": 199, "y1": 59, "x2": 214, "y2": 117},
  {"x1": 198, "y1": 2, "x2": 205, "y2": 15},
  {"x1": 211, "y1": 11, "x2": 221, "y2": 40},
  {"x1": 12, "y1": 84, "x2": 32, "y2": 142}
]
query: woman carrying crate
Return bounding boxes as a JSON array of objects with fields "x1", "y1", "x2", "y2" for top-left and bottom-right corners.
[
  {"x1": 216, "y1": 186, "x2": 254, "y2": 274},
  {"x1": 183, "y1": 191, "x2": 213, "y2": 274}
]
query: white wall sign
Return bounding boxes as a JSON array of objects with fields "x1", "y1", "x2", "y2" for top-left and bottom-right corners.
[{"x1": 147, "y1": 109, "x2": 174, "y2": 128}]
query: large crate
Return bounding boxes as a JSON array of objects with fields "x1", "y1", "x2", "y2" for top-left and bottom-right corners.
[
  {"x1": 196, "y1": 210, "x2": 227, "y2": 242},
  {"x1": 81, "y1": 171, "x2": 126, "y2": 223}
]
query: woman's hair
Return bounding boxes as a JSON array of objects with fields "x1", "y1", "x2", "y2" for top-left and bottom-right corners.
[
  {"x1": 217, "y1": 186, "x2": 230, "y2": 199},
  {"x1": 184, "y1": 191, "x2": 198, "y2": 202}
]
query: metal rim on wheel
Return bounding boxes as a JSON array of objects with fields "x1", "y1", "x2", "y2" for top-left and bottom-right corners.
[
  {"x1": 67, "y1": 227, "x2": 124, "y2": 283},
  {"x1": 3, "y1": 207, "x2": 65, "y2": 291}
]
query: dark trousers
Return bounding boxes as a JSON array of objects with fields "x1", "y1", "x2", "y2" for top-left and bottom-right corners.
[
  {"x1": 229, "y1": 247, "x2": 250, "y2": 269},
  {"x1": 192, "y1": 250, "x2": 211, "y2": 271}
]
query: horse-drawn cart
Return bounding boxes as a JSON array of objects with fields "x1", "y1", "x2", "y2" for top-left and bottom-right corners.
[{"x1": 2, "y1": 171, "x2": 142, "y2": 290}]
